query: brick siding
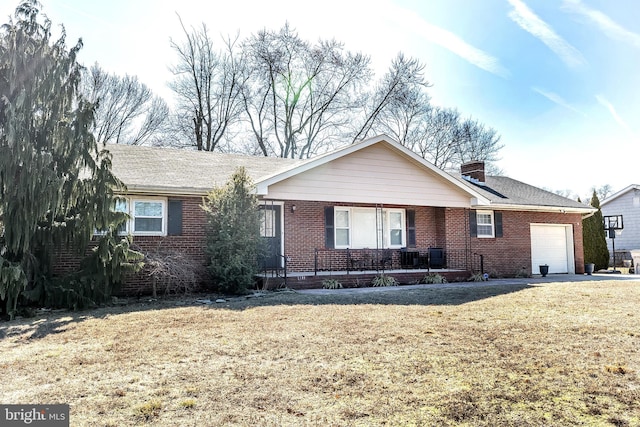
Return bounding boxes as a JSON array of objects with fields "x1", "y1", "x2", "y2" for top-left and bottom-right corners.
[
  {"x1": 54, "y1": 196, "x2": 586, "y2": 294},
  {"x1": 53, "y1": 196, "x2": 208, "y2": 295}
]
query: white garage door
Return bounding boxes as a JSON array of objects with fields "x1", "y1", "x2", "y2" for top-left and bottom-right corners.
[{"x1": 530, "y1": 224, "x2": 574, "y2": 274}]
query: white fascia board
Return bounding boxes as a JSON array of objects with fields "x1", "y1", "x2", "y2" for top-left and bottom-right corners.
[{"x1": 480, "y1": 203, "x2": 596, "y2": 214}]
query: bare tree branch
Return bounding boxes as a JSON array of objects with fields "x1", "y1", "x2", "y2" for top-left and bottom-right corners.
[
  {"x1": 242, "y1": 24, "x2": 370, "y2": 158},
  {"x1": 351, "y1": 53, "x2": 429, "y2": 144},
  {"x1": 82, "y1": 64, "x2": 168, "y2": 145},
  {"x1": 168, "y1": 16, "x2": 245, "y2": 151}
]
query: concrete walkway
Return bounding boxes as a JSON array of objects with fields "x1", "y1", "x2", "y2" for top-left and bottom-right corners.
[{"x1": 295, "y1": 273, "x2": 640, "y2": 295}]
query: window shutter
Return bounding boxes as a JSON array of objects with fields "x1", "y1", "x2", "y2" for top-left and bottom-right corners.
[
  {"x1": 407, "y1": 209, "x2": 416, "y2": 247},
  {"x1": 469, "y1": 210, "x2": 477, "y2": 237},
  {"x1": 324, "y1": 206, "x2": 334, "y2": 248},
  {"x1": 494, "y1": 211, "x2": 503, "y2": 238},
  {"x1": 168, "y1": 199, "x2": 183, "y2": 236}
]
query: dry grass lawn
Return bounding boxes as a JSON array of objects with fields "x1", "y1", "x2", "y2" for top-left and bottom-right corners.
[{"x1": 1, "y1": 280, "x2": 639, "y2": 426}]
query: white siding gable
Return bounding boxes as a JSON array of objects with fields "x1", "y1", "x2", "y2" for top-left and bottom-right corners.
[
  {"x1": 264, "y1": 143, "x2": 473, "y2": 207},
  {"x1": 601, "y1": 189, "x2": 640, "y2": 251}
]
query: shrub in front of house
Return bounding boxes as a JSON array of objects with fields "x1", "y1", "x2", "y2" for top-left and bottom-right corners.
[
  {"x1": 468, "y1": 273, "x2": 486, "y2": 282},
  {"x1": 422, "y1": 273, "x2": 447, "y2": 284},
  {"x1": 371, "y1": 274, "x2": 399, "y2": 287},
  {"x1": 202, "y1": 167, "x2": 261, "y2": 295},
  {"x1": 322, "y1": 279, "x2": 343, "y2": 289}
]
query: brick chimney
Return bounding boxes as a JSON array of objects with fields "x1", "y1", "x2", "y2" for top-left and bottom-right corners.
[{"x1": 461, "y1": 160, "x2": 485, "y2": 183}]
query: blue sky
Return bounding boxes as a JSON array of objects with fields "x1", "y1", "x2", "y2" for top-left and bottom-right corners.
[{"x1": 2, "y1": 0, "x2": 638, "y2": 199}]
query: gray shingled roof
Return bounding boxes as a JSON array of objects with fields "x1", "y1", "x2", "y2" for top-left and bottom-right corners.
[
  {"x1": 105, "y1": 144, "x2": 304, "y2": 195},
  {"x1": 459, "y1": 175, "x2": 591, "y2": 211},
  {"x1": 105, "y1": 143, "x2": 593, "y2": 213}
]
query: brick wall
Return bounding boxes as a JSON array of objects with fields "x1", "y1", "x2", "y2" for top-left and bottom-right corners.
[
  {"x1": 283, "y1": 203, "x2": 585, "y2": 277},
  {"x1": 53, "y1": 196, "x2": 208, "y2": 295},
  {"x1": 53, "y1": 197, "x2": 586, "y2": 294},
  {"x1": 120, "y1": 196, "x2": 208, "y2": 295},
  {"x1": 454, "y1": 209, "x2": 585, "y2": 276},
  {"x1": 282, "y1": 201, "x2": 447, "y2": 271}
]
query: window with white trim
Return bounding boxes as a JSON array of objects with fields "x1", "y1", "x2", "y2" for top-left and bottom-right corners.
[
  {"x1": 335, "y1": 208, "x2": 350, "y2": 246},
  {"x1": 334, "y1": 207, "x2": 405, "y2": 249},
  {"x1": 95, "y1": 197, "x2": 167, "y2": 236},
  {"x1": 114, "y1": 198, "x2": 129, "y2": 234},
  {"x1": 476, "y1": 210, "x2": 494, "y2": 238},
  {"x1": 388, "y1": 211, "x2": 403, "y2": 246},
  {"x1": 132, "y1": 200, "x2": 166, "y2": 234}
]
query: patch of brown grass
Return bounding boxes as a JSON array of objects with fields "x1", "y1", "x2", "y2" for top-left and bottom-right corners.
[{"x1": 1, "y1": 281, "x2": 639, "y2": 426}]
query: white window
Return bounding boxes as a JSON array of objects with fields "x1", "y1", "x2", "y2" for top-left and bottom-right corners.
[
  {"x1": 94, "y1": 197, "x2": 167, "y2": 236},
  {"x1": 334, "y1": 207, "x2": 405, "y2": 249},
  {"x1": 114, "y1": 198, "x2": 129, "y2": 234},
  {"x1": 132, "y1": 200, "x2": 166, "y2": 234},
  {"x1": 476, "y1": 210, "x2": 494, "y2": 238},
  {"x1": 335, "y1": 208, "x2": 350, "y2": 246},
  {"x1": 388, "y1": 211, "x2": 403, "y2": 246},
  {"x1": 94, "y1": 198, "x2": 128, "y2": 235}
]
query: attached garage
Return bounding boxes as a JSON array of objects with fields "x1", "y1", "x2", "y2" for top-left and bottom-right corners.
[{"x1": 530, "y1": 224, "x2": 575, "y2": 274}]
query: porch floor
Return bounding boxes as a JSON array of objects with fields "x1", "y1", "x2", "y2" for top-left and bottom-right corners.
[{"x1": 257, "y1": 268, "x2": 471, "y2": 290}]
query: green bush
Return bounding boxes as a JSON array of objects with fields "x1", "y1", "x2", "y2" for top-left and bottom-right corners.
[
  {"x1": 468, "y1": 273, "x2": 486, "y2": 282},
  {"x1": 202, "y1": 167, "x2": 261, "y2": 294},
  {"x1": 322, "y1": 278, "x2": 343, "y2": 289},
  {"x1": 422, "y1": 273, "x2": 447, "y2": 284},
  {"x1": 371, "y1": 274, "x2": 398, "y2": 287}
]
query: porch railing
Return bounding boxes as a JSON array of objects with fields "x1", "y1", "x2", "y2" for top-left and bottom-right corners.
[{"x1": 313, "y1": 248, "x2": 477, "y2": 275}]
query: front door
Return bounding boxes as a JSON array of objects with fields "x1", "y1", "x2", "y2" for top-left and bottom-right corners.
[{"x1": 259, "y1": 204, "x2": 282, "y2": 269}]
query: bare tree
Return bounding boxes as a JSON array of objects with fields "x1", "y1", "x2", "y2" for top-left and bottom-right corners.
[
  {"x1": 83, "y1": 64, "x2": 168, "y2": 145},
  {"x1": 418, "y1": 107, "x2": 463, "y2": 169},
  {"x1": 350, "y1": 53, "x2": 429, "y2": 144},
  {"x1": 165, "y1": 22, "x2": 505, "y2": 169},
  {"x1": 368, "y1": 74, "x2": 431, "y2": 151},
  {"x1": 455, "y1": 117, "x2": 503, "y2": 165},
  {"x1": 591, "y1": 184, "x2": 612, "y2": 202},
  {"x1": 243, "y1": 24, "x2": 371, "y2": 158},
  {"x1": 239, "y1": 63, "x2": 273, "y2": 155},
  {"x1": 169, "y1": 16, "x2": 245, "y2": 151}
]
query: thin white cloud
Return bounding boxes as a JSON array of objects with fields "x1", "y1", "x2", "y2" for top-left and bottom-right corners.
[
  {"x1": 389, "y1": 5, "x2": 510, "y2": 78},
  {"x1": 507, "y1": 0, "x2": 586, "y2": 68},
  {"x1": 562, "y1": 0, "x2": 640, "y2": 49},
  {"x1": 595, "y1": 95, "x2": 631, "y2": 133},
  {"x1": 532, "y1": 87, "x2": 585, "y2": 115}
]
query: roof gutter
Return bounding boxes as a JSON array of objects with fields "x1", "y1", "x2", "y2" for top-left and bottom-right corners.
[
  {"x1": 118, "y1": 185, "x2": 210, "y2": 197},
  {"x1": 478, "y1": 203, "x2": 596, "y2": 215}
]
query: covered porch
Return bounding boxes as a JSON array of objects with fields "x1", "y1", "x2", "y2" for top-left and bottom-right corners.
[{"x1": 257, "y1": 247, "x2": 478, "y2": 290}]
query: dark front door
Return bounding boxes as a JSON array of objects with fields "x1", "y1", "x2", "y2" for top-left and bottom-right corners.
[{"x1": 259, "y1": 204, "x2": 282, "y2": 269}]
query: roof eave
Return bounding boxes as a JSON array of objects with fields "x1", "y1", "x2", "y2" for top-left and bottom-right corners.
[
  {"x1": 479, "y1": 203, "x2": 596, "y2": 215},
  {"x1": 601, "y1": 184, "x2": 640, "y2": 206},
  {"x1": 118, "y1": 185, "x2": 210, "y2": 197}
]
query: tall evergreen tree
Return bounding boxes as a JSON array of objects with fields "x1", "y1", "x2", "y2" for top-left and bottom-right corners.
[
  {"x1": 202, "y1": 167, "x2": 261, "y2": 294},
  {"x1": 0, "y1": 1, "x2": 141, "y2": 318},
  {"x1": 582, "y1": 190, "x2": 609, "y2": 271}
]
